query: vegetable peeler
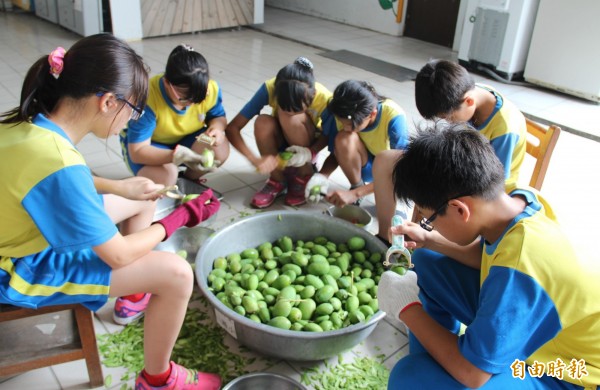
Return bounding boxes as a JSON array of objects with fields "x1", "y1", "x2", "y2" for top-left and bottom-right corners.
[
  {"x1": 154, "y1": 185, "x2": 185, "y2": 200},
  {"x1": 382, "y1": 215, "x2": 413, "y2": 270},
  {"x1": 196, "y1": 133, "x2": 216, "y2": 147}
]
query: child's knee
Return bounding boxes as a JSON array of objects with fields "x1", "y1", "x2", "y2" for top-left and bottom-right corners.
[
  {"x1": 334, "y1": 131, "x2": 359, "y2": 151},
  {"x1": 254, "y1": 115, "x2": 279, "y2": 138},
  {"x1": 163, "y1": 256, "x2": 195, "y2": 295}
]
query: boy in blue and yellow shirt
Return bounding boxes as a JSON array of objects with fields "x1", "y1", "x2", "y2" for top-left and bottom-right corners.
[
  {"x1": 379, "y1": 123, "x2": 599, "y2": 389},
  {"x1": 373, "y1": 59, "x2": 527, "y2": 245}
]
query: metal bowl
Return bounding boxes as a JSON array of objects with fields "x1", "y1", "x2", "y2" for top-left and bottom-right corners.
[
  {"x1": 325, "y1": 205, "x2": 373, "y2": 230},
  {"x1": 195, "y1": 211, "x2": 386, "y2": 361},
  {"x1": 155, "y1": 225, "x2": 214, "y2": 264},
  {"x1": 223, "y1": 372, "x2": 306, "y2": 390}
]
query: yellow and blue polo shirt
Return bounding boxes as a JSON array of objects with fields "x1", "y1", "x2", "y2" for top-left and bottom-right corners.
[
  {"x1": 474, "y1": 84, "x2": 526, "y2": 188},
  {"x1": 460, "y1": 185, "x2": 600, "y2": 388},
  {"x1": 321, "y1": 98, "x2": 409, "y2": 156},
  {"x1": 0, "y1": 114, "x2": 114, "y2": 310},
  {"x1": 239, "y1": 77, "x2": 332, "y2": 131},
  {"x1": 125, "y1": 74, "x2": 226, "y2": 145}
]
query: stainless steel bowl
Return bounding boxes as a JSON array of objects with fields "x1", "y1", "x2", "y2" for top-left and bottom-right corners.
[
  {"x1": 325, "y1": 205, "x2": 373, "y2": 230},
  {"x1": 195, "y1": 211, "x2": 386, "y2": 361},
  {"x1": 223, "y1": 372, "x2": 306, "y2": 390},
  {"x1": 155, "y1": 226, "x2": 214, "y2": 264}
]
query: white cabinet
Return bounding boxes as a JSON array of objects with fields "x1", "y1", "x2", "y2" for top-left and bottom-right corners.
[
  {"x1": 524, "y1": 1, "x2": 600, "y2": 103},
  {"x1": 56, "y1": 0, "x2": 102, "y2": 36},
  {"x1": 34, "y1": 0, "x2": 58, "y2": 23}
]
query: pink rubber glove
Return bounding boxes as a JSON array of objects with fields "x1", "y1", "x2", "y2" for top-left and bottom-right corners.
[{"x1": 154, "y1": 189, "x2": 220, "y2": 240}]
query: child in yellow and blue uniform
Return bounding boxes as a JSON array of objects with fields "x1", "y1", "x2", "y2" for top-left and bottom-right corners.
[
  {"x1": 225, "y1": 57, "x2": 332, "y2": 208},
  {"x1": 373, "y1": 59, "x2": 527, "y2": 245},
  {"x1": 0, "y1": 34, "x2": 221, "y2": 390},
  {"x1": 305, "y1": 80, "x2": 408, "y2": 206},
  {"x1": 379, "y1": 123, "x2": 599, "y2": 389},
  {"x1": 121, "y1": 44, "x2": 228, "y2": 186}
]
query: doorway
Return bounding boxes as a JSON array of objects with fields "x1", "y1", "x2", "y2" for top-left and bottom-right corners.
[{"x1": 403, "y1": 0, "x2": 461, "y2": 48}]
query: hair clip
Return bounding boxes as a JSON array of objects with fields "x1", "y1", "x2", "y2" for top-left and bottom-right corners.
[
  {"x1": 294, "y1": 56, "x2": 313, "y2": 70},
  {"x1": 48, "y1": 47, "x2": 66, "y2": 79},
  {"x1": 180, "y1": 43, "x2": 194, "y2": 52}
]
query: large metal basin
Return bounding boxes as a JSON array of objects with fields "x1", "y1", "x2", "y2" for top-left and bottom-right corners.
[{"x1": 195, "y1": 211, "x2": 387, "y2": 361}]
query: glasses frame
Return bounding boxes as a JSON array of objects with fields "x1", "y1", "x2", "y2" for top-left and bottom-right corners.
[
  {"x1": 96, "y1": 92, "x2": 144, "y2": 121},
  {"x1": 165, "y1": 79, "x2": 191, "y2": 104},
  {"x1": 419, "y1": 193, "x2": 471, "y2": 232}
]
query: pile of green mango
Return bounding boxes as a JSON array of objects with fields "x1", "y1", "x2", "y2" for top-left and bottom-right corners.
[{"x1": 207, "y1": 234, "x2": 386, "y2": 332}]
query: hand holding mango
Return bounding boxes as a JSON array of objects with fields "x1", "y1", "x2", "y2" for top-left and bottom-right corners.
[
  {"x1": 284, "y1": 145, "x2": 314, "y2": 167},
  {"x1": 304, "y1": 173, "x2": 329, "y2": 203},
  {"x1": 172, "y1": 145, "x2": 219, "y2": 172},
  {"x1": 276, "y1": 151, "x2": 294, "y2": 170}
]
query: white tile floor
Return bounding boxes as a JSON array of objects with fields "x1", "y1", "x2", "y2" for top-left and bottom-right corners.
[{"x1": 1, "y1": 6, "x2": 599, "y2": 389}]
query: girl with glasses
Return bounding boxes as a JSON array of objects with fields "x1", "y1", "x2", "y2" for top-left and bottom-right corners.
[
  {"x1": 120, "y1": 44, "x2": 229, "y2": 186},
  {"x1": 0, "y1": 34, "x2": 221, "y2": 390}
]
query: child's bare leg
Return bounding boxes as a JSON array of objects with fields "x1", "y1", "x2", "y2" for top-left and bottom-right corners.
[
  {"x1": 104, "y1": 194, "x2": 156, "y2": 235},
  {"x1": 278, "y1": 112, "x2": 316, "y2": 176},
  {"x1": 373, "y1": 149, "x2": 403, "y2": 241},
  {"x1": 139, "y1": 164, "x2": 179, "y2": 187},
  {"x1": 109, "y1": 251, "x2": 194, "y2": 374},
  {"x1": 334, "y1": 131, "x2": 368, "y2": 185},
  {"x1": 255, "y1": 114, "x2": 285, "y2": 182}
]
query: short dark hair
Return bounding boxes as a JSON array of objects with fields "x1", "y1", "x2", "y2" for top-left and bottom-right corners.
[
  {"x1": 393, "y1": 122, "x2": 504, "y2": 214},
  {"x1": 414, "y1": 60, "x2": 475, "y2": 119},
  {"x1": 165, "y1": 44, "x2": 209, "y2": 104},
  {"x1": 328, "y1": 80, "x2": 384, "y2": 129},
  {"x1": 1, "y1": 33, "x2": 148, "y2": 124},
  {"x1": 274, "y1": 57, "x2": 315, "y2": 112}
]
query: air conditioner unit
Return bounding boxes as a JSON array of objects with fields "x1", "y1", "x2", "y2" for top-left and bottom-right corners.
[{"x1": 458, "y1": 0, "x2": 540, "y2": 81}]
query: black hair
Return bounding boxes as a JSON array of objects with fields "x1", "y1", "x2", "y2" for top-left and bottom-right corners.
[
  {"x1": 164, "y1": 44, "x2": 209, "y2": 104},
  {"x1": 328, "y1": 80, "x2": 384, "y2": 129},
  {"x1": 1, "y1": 33, "x2": 148, "y2": 124},
  {"x1": 392, "y1": 121, "x2": 504, "y2": 214},
  {"x1": 414, "y1": 59, "x2": 475, "y2": 120},
  {"x1": 274, "y1": 56, "x2": 316, "y2": 112}
]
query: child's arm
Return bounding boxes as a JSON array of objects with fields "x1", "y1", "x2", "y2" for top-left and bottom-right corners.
[
  {"x1": 93, "y1": 176, "x2": 163, "y2": 201},
  {"x1": 401, "y1": 305, "x2": 492, "y2": 388},
  {"x1": 380, "y1": 271, "x2": 492, "y2": 388},
  {"x1": 225, "y1": 113, "x2": 261, "y2": 165}
]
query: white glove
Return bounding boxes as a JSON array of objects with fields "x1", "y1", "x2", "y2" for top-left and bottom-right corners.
[
  {"x1": 285, "y1": 145, "x2": 313, "y2": 167},
  {"x1": 378, "y1": 271, "x2": 421, "y2": 321},
  {"x1": 172, "y1": 145, "x2": 218, "y2": 172},
  {"x1": 304, "y1": 173, "x2": 329, "y2": 203}
]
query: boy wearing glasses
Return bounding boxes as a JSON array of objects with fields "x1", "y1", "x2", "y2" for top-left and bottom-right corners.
[
  {"x1": 378, "y1": 123, "x2": 599, "y2": 389},
  {"x1": 373, "y1": 59, "x2": 526, "y2": 245},
  {"x1": 120, "y1": 44, "x2": 229, "y2": 187}
]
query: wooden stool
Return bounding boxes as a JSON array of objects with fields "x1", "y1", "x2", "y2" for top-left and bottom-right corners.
[{"x1": 0, "y1": 303, "x2": 104, "y2": 388}]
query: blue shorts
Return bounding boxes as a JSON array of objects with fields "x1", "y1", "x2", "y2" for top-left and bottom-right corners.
[
  {"x1": 361, "y1": 152, "x2": 375, "y2": 183},
  {"x1": 120, "y1": 128, "x2": 207, "y2": 175},
  {"x1": 0, "y1": 247, "x2": 112, "y2": 311}
]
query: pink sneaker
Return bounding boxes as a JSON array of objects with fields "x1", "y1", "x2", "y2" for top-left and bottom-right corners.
[
  {"x1": 251, "y1": 179, "x2": 286, "y2": 208},
  {"x1": 113, "y1": 293, "x2": 151, "y2": 325},
  {"x1": 285, "y1": 175, "x2": 310, "y2": 207},
  {"x1": 136, "y1": 361, "x2": 221, "y2": 390}
]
